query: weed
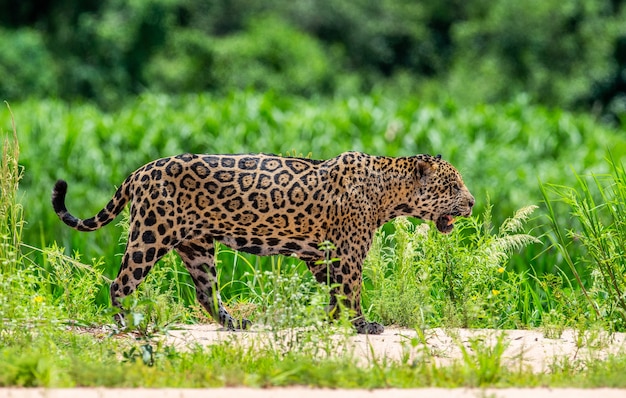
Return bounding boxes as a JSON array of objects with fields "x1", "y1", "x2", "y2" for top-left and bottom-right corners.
[
  {"x1": 365, "y1": 204, "x2": 540, "y2": 329},
  {"x1": 116, "y1": 296, "x2": 179, "y2": 367},
  {"x1": 244, "y1": 248, "x2": 354, "y2": 360},
  {"x1": 542, "y1": 309, "x2": 566, "y2": 339},
  {"x1": 542, "y1": 156, "x2": 626, "y2": 331},
  {"x1": 457, "y1": 332, "x2": 509, "y2": 386}
]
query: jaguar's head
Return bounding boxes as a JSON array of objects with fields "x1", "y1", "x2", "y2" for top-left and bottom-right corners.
[{"x1": 413, "y1": 154, "x2": 475, "y2": 234}]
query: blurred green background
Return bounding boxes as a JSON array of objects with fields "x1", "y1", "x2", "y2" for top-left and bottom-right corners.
[{"x1": 1, "y1": 0, "x2": 625, "y2": 121}]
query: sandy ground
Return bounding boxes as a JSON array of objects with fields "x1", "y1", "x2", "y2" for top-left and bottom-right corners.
[
  {"x1": 166, "y1": 324, "x2": 626, "y2": 373},
  {"x1": 3, "y1": 325, "x2": 626, "y2": 397}
]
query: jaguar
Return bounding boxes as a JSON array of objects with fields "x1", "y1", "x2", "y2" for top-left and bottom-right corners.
[{"x1": 52, "y1": 151, "x2": 474, "y2": 334}]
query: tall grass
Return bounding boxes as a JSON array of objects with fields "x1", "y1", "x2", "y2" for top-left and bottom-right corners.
[
  {"x1": 0, "y1": 104, "x2": 21, "y2": 275},
  {"x1": 0, "y1": 104, "x2": 32, "y2": 331},
  {"x1": 542, "y1": 157, "x2": 626, "y2": 331},
  {"x1": 3, "y1": 94, "x2": 626, "y2": 330},
  {"x1": 1, "y1": 106, "x2": 112, "y2": 331}
]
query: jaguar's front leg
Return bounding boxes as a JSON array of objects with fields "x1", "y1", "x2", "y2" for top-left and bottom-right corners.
[
  {"x1": 307, "y1": 254, "x2": 384, "y2": 335},
  {"x1": 339, "y1": 273, "x2": 384, "y2": 335}
]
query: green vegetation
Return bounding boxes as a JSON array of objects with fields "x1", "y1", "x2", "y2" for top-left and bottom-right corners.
[
  {"x1": 2, "y1": 0, "x2": 626, "y2": 389},
  {"x1": 365, "y1": 206, "x2": 540, "y2": 330},
  {"x1": 3, "y1": 93, "x2": 626, "y2": 388},
  {"x1": 542, "y1": 157, "x2": 626, "y2": 332}
]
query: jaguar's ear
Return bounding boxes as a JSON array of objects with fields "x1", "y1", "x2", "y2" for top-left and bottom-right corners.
[{"x1": 415, "y1": 158, "x2": 438, "y2": 184}]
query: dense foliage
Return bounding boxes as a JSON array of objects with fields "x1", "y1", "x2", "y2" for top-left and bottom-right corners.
[{"x1": 1, "y1": 0, "x2": 625, "y2": 122}]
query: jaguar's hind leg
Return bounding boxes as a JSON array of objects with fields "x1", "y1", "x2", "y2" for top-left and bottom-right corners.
[
  {"x1": 176, "y1": 238, "x2": 251, "y2": 330},
  {"x1": 110, "y1": 236, "x2": 172, "y2": 327}
]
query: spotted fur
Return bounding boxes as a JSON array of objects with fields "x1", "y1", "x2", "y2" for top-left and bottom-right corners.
[{"x1": 52, "y1": 152, "x2": 474, "y2": 334}]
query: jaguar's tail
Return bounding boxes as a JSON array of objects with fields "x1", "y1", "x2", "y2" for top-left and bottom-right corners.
[{"x1": 52, "y1": 179, "x2": 131, "y2": 232}]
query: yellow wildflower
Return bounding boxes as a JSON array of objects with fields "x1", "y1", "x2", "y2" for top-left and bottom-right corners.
[
  {"x1": 497, "y1": 267, "x2": 505, "y2": 274},
  {"x1": 33, "y1": 295, "x2": 44, "y2": 304},
  {"x1": 491, "y1": 289, "x2": 500, "y2": 296}
]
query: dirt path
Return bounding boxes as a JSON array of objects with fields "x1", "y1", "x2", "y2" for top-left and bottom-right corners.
[{"x1": 166, "y1": 324, "x2": 626, "y2": 372}]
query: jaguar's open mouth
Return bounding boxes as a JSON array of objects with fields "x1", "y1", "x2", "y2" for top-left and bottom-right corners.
[{"x1": 435, "y1": 214, "x2": 456, "y2": 234}]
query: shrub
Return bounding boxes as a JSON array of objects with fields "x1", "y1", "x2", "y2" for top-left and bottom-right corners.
[
  {"x1": 210, "y1": 15, "x2": 341, "y2": 96},
  {"x1": 364, "y1": 205, "x2": 540, "y2": 329},
  {"x1": 447, "y1": 0, "x2": 622, "y2": 108},
  {"x1": 143, "y1": 29, "x2": 216, "y2": 93},
  {"x1": 0, "y1": 28, "x2": 58, "y2": 100}
]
